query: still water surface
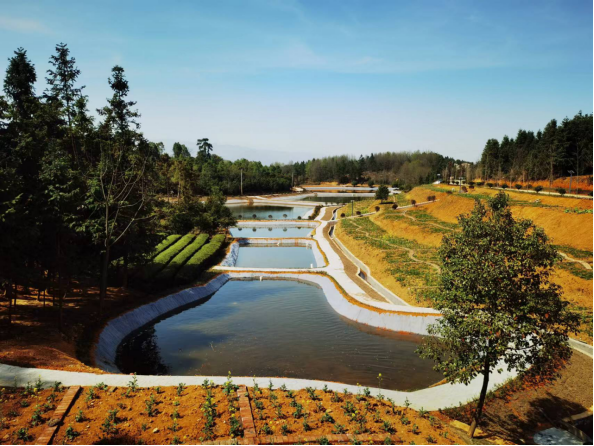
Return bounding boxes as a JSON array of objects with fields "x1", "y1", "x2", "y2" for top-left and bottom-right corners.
[
  {"x1": 229, "y1": 226, "x2": 313, "y2": 238},
  {"x1": 228, "y1": 205, "x2": 309, "y2": 220},
  {"x1": 117, "y1": 280, "x2": 441, "y2": 390},
  {"x1": 235, "y1": 245, "x2": 317, "y2": 268}
]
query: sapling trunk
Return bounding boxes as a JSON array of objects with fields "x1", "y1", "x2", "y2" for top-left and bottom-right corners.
[
  {"x1": 99, "y1": 245, "x2": 110, "y2": 316},
  {"x1": 469, "y1": 356, "x2": 490, "y2": 438}
]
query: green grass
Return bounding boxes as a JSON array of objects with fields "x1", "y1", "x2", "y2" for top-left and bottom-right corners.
[
  {"x1": 142, "y1": 233, "x2": 195, "y2": 279},
  {"x1": 557, "y1": 262, "x2": 593, "y2": 281},
  {"x1": 553, "y1": 245, "x2": 593, "y2": 261},
  {"x1": 176, "y1": 234, "x2": 226, "y2": 284},
  {"x1": 155, "y1": 234, "x2": 209, "y2": 284},
  {"x1": 339, "y1": 217, "x2": 439, "y2": 305},
  {"x1": 381, "y1": 208, "x2": 457, "y2": 234}
]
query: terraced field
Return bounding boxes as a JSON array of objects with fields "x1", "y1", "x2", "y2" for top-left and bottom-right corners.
[{"x1": 335, "y1": 185, "x2": 593, "y2": 343}]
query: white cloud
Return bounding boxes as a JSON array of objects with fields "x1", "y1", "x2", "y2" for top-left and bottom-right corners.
[{"x1": 0, "y1": 16, "x2": 51, "y2": 34}]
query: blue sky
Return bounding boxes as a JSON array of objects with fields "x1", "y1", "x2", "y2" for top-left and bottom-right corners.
[{"x1": 1, "y1": 0, "x2": 592, "y2": 163}]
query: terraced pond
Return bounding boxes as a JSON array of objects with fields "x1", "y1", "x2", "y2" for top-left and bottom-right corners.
[
  {"x1": 227, "y1": 205, "x2": 310, "y2": 220},
  {"x1": 116, "y1": 280, "x2": 440, "y2": 390},
  {"x1": 298, "y1": 195, "x2": 372, "y2": 204},
  {"x1": 229, "y1": 226, "x2": 314, "y2": 238},
  {"x1": 235, "y1": 245, "x2": 318, "y2": 268}
]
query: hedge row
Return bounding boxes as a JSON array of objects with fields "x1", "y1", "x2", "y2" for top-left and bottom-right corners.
[
  {"x1": 142, "y1": 233, "x2": 195, "y2": 279},
  {"x1": 155, "y1": 234, "x2": 209, "y2": 283},
  {"x1": 151, "y1": 234, "x2": 182, "y2": 258},
  {"x1": 176, "y1": 234, "x2": 226, "y2": 284}
]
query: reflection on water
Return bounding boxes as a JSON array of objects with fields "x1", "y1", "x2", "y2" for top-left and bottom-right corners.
[
  {"x1": 229, "y1": 226, "x2": 313, "y2": 238},
  {"x1": 117, "y1": 280, "x2": 441, "y2": 390},
  {"x1": 235, "y1": 245, "x2": 316, "y2": 268},
  {"x1": 227, "y1": 205, "x2": 309, "y2": 220}
]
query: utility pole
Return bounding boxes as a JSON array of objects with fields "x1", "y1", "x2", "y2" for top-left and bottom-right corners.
[
  {"x1": 568, "y1": 170, "x2": 574, "y2": 194},
  {"x1": 240, "y1": 169, "x2": 243, "y2": 196},
  {"x1": 351, "y1": 200, "x2": 354, "y2": 217}
]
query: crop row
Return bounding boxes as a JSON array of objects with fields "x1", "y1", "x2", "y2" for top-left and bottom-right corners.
[
  {"x1": 142, "y1": 233, "x2": 195, "y2": 280},
  {"x1": 176, "y1": 234, "x2": 226, "y2": 284},
  {"x1": 155, "y1": 234, "x2": 209, "y2": 284},
  {"x1": 151, "y1": 234, "x2": 182, "y2": 258}
]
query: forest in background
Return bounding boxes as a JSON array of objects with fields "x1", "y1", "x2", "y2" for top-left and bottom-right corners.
[{"x1": 478, "y1": 112, "x2": 593, "y2": 185}]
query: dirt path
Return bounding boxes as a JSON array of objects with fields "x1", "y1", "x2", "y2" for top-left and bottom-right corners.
[
  {"x1": 400, "y1": 208, "x2": 455, "y2": 233},
  {"x1": 559, "y1": 252, "x2": 593, "y2": 270}
]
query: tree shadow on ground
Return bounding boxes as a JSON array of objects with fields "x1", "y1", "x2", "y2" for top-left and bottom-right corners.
[{"x1": 480, "y1": 393, "x2": 587, "y2": 444}]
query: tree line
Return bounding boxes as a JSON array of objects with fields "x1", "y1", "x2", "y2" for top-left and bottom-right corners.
[
  {"x1": 283, "y1": 151, "x2": 461, "y2": 189},
  {"x1": 0, "y1": 44, "x2": 239, "y2": 326},
  {"x1": 479, "y1": 112, "x2": 593, "y2": 185}
]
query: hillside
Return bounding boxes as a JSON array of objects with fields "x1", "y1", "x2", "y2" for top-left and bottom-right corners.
[{"x1": 334, "y1": 185, "x2": 593, "y2": 343}]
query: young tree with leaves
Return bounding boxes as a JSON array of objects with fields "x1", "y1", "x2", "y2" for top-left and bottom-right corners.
[
  {"x1": 88, "y1": 65, "x2": 157, "y2": 313},
  {"x1": 419, "y1": 192, "x2": 580, "y2": 438},
  {"x1": 374, "y1": 184, "x2": 389, "y2": 202}
]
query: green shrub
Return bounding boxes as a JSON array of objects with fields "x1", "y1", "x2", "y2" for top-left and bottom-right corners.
[
  {"x1": 556, "y1": 187, "x2": 566, "y2": 195},
  {"x1": 176, "y1": 234, "x2": 226, "y2": 284},
  {"x1": 155, "y1": 234, "x2": 209, "y2": 283},
  {"x1": 143, "y1": 233, "x2": 195, "y2": 279},
  {"x1": 152, "y1": 234, "x2": 182, "y2": 258},
  {"x1": 534, "y1": 185, "x2": 543, "y2": 193},
  {"x1": 514, "y1": 184, "x2": 522, "y2": 190}
]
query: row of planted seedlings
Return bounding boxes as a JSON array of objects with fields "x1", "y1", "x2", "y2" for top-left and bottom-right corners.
[
  {"x1": 248, "y1": 375, "x2": 461, "y2": 445},
  {"x1": 0, "y1": 378, "x2": 67, "y2": 444},
  {"x1": 48, "y1": 374, "x2": 242, "y2": 445},
  {"x1": 1, "y1": 374, "x2": 461, "y2": 445}
]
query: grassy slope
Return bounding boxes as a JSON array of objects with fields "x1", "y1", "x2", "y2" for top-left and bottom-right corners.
[{"x1": 335, "y1": 186, "x2": 593, "y2": 343}]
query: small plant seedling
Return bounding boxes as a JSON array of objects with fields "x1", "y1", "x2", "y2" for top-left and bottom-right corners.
[
  {"x1": 317, "y1": 436, "x2": 330, "y2": 445},
  {"x1": 85, "y1": 388, "x2": 95, "y2": 402},
  {"x1": 302, "y1": 415, "x2": 311, "y2": 432},
  {"x1": 320, "y1": 412, "x2": 334, "y2": 423},
  {"x1": 177, "y1": 383, "x2": 185, "y2": 396},
  {"x1": 16, "y1": 428, "x2": 31, "y2": 441},
  {"x1": 65, "y1": 426, "x2": 79, "y2": 441},
  {"x1": 74, "y1": 409, "x2": 85, "y2": 423},
  {"x1": 332, "y1": 423, "x2": 346, "y2": 434},
  {"x1": 145, "y1": 394, "x2": 157, "y2": 417},
  {"x1": 30, "y1": 406, "x2": 43, "y2": 426},
  {"x1": 229, "y1": 415, "x2": 241, "y2": 437},
  {"x1": 281, "y1": 423, "x2": 289, "y2": 435},
  {"x1": 128, "y1": 373, "x2": 138, "y2": 392}
]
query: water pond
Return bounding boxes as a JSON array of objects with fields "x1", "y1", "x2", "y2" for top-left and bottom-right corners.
[
  {"x1": 117, "y1": 280, "x2": 441, "y2": 390},
  {"x1": 298, "y1": 195, "x2": 372, "y2": 204},
  {"x1": 235, "y1": 245, "x2": 317, "y2": 268},
  {"x1": 228, "y1": 205, "x2": 310, "y2": 220},
  {"x1": 229, "y1": 226, "x2": 314, "y2": 238}
]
